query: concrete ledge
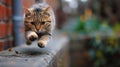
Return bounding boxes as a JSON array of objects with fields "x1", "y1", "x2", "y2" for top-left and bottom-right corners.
[{"x1": 0, "y1": 34, "x2": 68, "y2": 67}]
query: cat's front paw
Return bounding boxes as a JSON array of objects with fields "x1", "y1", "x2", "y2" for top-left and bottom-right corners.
[
  {"x1": 38, "y1": 41, "x2": 47, "y2": 48},
  {"x1": 29, "y1": 35, "x2": 37, "y2": 41},
  {"x1": 27, "y1": 31, "x2": 38, "y2": 41}
]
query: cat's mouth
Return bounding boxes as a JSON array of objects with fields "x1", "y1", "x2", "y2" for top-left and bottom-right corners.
[
  {"x1": 36, "y1": 31, "x2": 41, "y2": 33},
  {"x1": 35, "y1": 31, "x2": 44, "y2": 34},
  {"x1": 35, "y1": 29, "x2": 46, "y2": 33}
]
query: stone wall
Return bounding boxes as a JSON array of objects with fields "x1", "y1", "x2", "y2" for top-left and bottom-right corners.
[{"x1": 0, "y1": 34, "x2": 69, "y2": 67}]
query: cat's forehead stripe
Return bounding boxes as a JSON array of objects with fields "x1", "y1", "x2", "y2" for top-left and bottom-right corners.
[{"x1": 33, "y1": 8, "x2": 42, "y2": 12}]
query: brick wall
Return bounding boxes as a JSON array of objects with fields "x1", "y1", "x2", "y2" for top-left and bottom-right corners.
[
  {"x1": 21, "y1": 0, "x2": 35, "y2": 14},
  {"x1": 0, "y1": 0, "x2": 35, "y2": 51},
  {"x1": 0, "y1": 0, "x2": 12, "y2": 51}
]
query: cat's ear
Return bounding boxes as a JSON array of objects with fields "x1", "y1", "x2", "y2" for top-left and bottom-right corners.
[
  {"x1": 25, "y1": 9, "x2": 31, "y2": 17},
  {"x1": 25, "y1": 8, "x2": 33, "y2": 17},
  {"x1": 23, "y1": 7, "x2": 28, "y2": 13},
  {"x1": 44, "y1": 7, "x2": 50, "y2": 12},
  {"x1": 25, "y1": 9, "x2": 31, "y2": 13},
  {"x1": 42, "y1": 7, "x2": 50, "y2": 13}
]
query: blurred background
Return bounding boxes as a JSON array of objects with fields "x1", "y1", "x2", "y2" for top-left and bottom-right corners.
[{"x1": 0, "y1": 0, "x2": 120, "y2": 67}]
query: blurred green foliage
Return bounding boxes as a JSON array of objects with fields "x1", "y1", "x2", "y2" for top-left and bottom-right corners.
[{"x1": 63, "y1": 16, "x2": 120, "y2": 67}]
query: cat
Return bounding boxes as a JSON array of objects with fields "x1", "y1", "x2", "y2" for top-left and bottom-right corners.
[{"x1": 24, "y1": 2, "x2": 55, "y2": 48}]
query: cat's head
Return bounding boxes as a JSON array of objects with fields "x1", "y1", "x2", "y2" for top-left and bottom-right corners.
[{"x1": 24, "y1": 6, "x2": 51, "y2": 33}]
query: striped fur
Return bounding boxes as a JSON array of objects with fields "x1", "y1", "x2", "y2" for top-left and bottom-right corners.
[{"x1": 24, "y1": 3, "x2": 55, "y2": 48}]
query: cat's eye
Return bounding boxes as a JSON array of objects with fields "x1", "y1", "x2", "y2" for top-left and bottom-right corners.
[
  {"x1": 31, "y1": 22, "x2": 35, "y2": 25},
  {"x1": 41, "y1": 22, "x2": 45, "y2": 25}
]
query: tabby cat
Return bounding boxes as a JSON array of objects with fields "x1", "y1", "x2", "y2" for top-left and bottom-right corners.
[{"x1": 24, "y1": 2, "x2": 55, "y2": 48}]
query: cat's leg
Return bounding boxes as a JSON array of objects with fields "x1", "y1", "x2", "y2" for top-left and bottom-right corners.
[
  {"x1": 25, "y1": 31, "x2": 38, "y2": 45},
  {"x1": 37, "y1": 21, "x2": 53, "y2": 48},
  {"x1": 38, "y1": 35, "x2": 51, "y2": 48}
]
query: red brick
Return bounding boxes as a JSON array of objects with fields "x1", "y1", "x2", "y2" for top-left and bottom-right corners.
[
  {"x1": 0, "y1": 22, "x2": 7, "y2": 38},
  {"x1": 1, "y1": 0, "x2": 6, "y2": 4},
  {"x1": 2, "y1": 6, "x2": 10, "y2": 19},
  {"x1": 0, "y1": 41, "x2": 5, "y2": 51},
  {"x1": 21, "y1": 0, "x2": 34, "y2": 14},
  {"x1": 0, "y1": 5, "x2": 10, "y2": 20},
  {"x1": 2, "y1": 6, "x2": 7, "y2": 19},
  {"x1": 8, "y1": 22, "x2": 13, "y2": 35},
  {"x1": 1, "y1": 0, "x2": 12, "y2": 6},
  {"x1": 0, "y1": 5, "x2": 4, "y2": 19},
  {"x1": 5, "y1": 7, "x2": 12, "y2": 16},
  {"x1": 0, "y1": 22, "x2": 13, "y2": 36},
  {"x1": 7, "y1": 0, "x2": 12, "y2": 6},
  {"x1": 9, "y1": 9, "x2": 12, "y2": 16},
  {"x1": 0, "y1": 6, "x2": 11, "y2": 20},
  {"x1": 0, "y1": 0, "x2": 12, "y2": 17}
]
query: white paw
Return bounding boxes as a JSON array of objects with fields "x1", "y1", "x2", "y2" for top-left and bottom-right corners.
[
  {"x1": 38, "y1": 40, "x2": 48, "y2": 48},
  {"x1": 26, "y1": 31, "x2": 38, "y2": 41}
]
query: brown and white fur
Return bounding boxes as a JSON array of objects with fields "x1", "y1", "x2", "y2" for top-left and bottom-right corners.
[{"x1": 24, "y1": 3, "x2": 55, "y2": 48}]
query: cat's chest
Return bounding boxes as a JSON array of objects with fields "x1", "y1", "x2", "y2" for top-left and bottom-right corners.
[{"x1": 36, "y1": 32, "x2": 51, "y2": 37}]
